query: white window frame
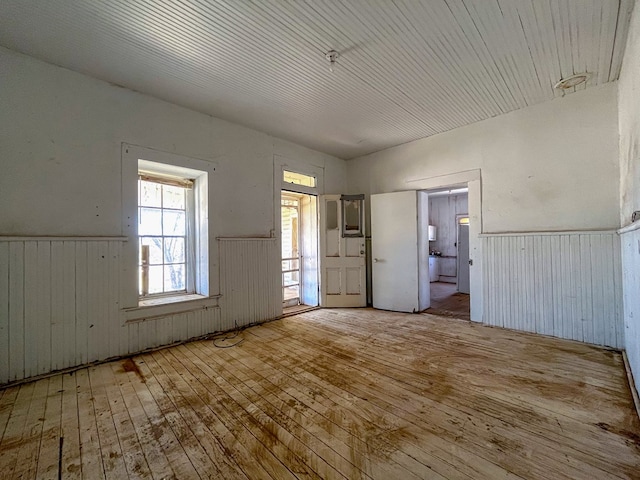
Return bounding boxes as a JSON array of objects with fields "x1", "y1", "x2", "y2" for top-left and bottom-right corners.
[
  {"x1": 138, "y1": 171, "x2": 193, "y2": 298},
  {"x1": 121, "y1": 144, "x2": 219, "y2": 322}
]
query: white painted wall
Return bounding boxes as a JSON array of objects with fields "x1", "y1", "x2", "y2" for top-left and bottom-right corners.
[
  {"x1": 0, "y1": 47, "x2": 346, "y2": 237},
  {"x1": 0, "y1": 47, "x2": 346, "y2": 383},
  {"x1": 618, "y1": 1, "x2": 640, "y2": 397},
  {"x1": 348, "y1": 83, "x2": 623, "y2": 347},
  {"x1": 348, "y1": 83, "x2": 620, "y2": 234}
]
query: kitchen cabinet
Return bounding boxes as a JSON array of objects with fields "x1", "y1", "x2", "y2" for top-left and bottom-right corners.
[
  {"x1": 429, "y1": 256, "x2": 439, "y2": 282},
  {"x1": 428, "y1": 225, "x2": 437, "y2": 241}
]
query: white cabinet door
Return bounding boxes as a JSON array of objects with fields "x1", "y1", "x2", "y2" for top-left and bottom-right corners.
[
  {"x1": 319, "y1": 195, "x2": 366, "y2": 307},
  {"x1": 371, "y1": 191, "x2": 430, "y2": 312},
  {"x1": 429, "y1": 257, "x2": 439, "y2": 282}
]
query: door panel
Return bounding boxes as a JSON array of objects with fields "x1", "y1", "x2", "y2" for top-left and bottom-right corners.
[
  {"x1": 371, "y1": 191, "x2": 430, "y2": 312},
  {"x1": 457, "y1": 223, "x2": 470, "y2": 294},
  {"x1": 346, "y1": 241, "x2": 361, "y2": 257},
  {"x1": 346, "y1": 267, "x2": 361, "y2": 295},
  {"x1": 320, "y1": 194, "x2": 366, "y2": 307},
  {"x1": 300, "y1": 195, "x2": 318, "y2": 306},
  {"x1": 326, "y1": 233, "x2": 340, "y2": 257},
  {"x1": 326, "y1": 268, "x2": 341, "y2": 295}
]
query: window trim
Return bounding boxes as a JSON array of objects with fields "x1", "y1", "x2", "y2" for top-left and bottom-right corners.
[
  {"x1": 138, "y1": 176, "x2": 193, "y2": 297},
  {"x1": 121, "y1": 144, "x2": 218, "y2": 321}
]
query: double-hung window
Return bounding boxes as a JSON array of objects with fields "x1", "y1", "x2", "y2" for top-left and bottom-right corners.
[
  {"x1": 121, "y1": 144, "x2": 217, "y2": 321},
  {"x1": 138, "y1": 173, "x2": 194, "y2": 297}
]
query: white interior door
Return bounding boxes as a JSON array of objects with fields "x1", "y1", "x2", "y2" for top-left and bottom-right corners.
[
  {"x1": 300, "y1": 195, "x2": 318, "y2": 306},
  {"x1": 371, "y1": 191, "x2": 430, "y2": 313},
  {"x1": 457, "y1": 222, "x2": 470, "y2": 294},
  {"x1": 319, "y1": 195, "x2": 366, "y2": 307}
]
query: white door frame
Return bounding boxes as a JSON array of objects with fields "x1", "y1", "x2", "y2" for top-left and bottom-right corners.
[
  {"x1": 406, "y1": 170, "x2": 483, "y2": 322},
  {"x1": 273, "y1": 156, "x2": 324, "y2": 311}
]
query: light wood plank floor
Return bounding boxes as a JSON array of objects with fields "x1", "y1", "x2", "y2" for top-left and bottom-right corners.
[
  {"x1": 1, "y1": 308, "x2": 639, "y2": 479},
  {"x1": 426, "y1": 282, "x2": 470, "y2": 320}
]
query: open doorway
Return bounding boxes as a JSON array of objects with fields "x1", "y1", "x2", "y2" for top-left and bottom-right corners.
[
  {"x1": 280, "y1": 189, "x2": 319, "y2": 314},
  {"x1": 370, "y1": 169, "x2": 482, "y2": 321},
  {"x1": 274, "y1": 161, "x2": 325, "y2": 317},
  {"x1": 424, "y1": 187, "x2": 471, "y2": 320}
]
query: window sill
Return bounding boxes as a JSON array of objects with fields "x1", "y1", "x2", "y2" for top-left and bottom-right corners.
[{"x1": 121, "y1": 294, "x2": 220, "y2": 323}]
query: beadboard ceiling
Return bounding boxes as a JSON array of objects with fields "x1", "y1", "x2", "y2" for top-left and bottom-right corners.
[{"x1": 0, "y1": 1, "x2": 634, "y2": 159}]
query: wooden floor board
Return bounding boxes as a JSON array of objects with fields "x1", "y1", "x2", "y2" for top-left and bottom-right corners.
[
  {"x1": 0, "y1": 385, "x2": 20, "y2": 443},
  {"x1": 1, "y1": 308, "x2": 639, "y2": 479},
  {"x1": 10, "y1": 377, "x2": 49, "y2": 479},
  {"x1": 149, "y1": 348, "x2": 290, "y2": 480},
  {"x1": 60, "y1": 372, "x2": 82, "y2": 479},
  {"x1": 264, "y1": 324, "x2": 629, "y2": 478},
  {"x1": 0, "y1": 382, "x2": 36, "y2": 477},
  {"x1": 35, "y1": 374, "x2": 63, "y2": 480}
]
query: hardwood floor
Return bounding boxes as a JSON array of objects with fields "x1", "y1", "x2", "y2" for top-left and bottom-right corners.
[
  {"x1": 426, "y1": 282, "x2": 470, "y2": 320},
  {"x1": 1, "y1": 308, "x2": 639, "y2": 479}
]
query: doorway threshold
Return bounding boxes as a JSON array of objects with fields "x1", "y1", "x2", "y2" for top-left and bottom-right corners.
[{"x1": 282, "y1": 305, "x2": 320, "y2": 317}]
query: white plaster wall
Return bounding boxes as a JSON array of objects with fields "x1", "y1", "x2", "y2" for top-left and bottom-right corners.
[
  {"x1": 0, "y1": 47, "x2": 346, "y2": 238},
  {"x1": 618, "y1": 0, "x2": 640, "y2": 398},
  {"x1": 0, "y1": 47, "x2": 348, "y2": 382},
  {"x1": 348, "y1": 83, "x2": 620, "y2": 234},
  {"x1": 347, "y1": 80, "x2": 622, "y2": 347}
]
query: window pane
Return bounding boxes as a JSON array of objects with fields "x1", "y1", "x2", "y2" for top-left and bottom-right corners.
[
  {"x1": 163, "y1": 210, "x2": 185, "y2": 235},
  {"x1": 164, "y1": 237, "x2": 185, "y2": 264},
  {"x1": 140, "y1": 237, "x2": 163, "y2": 265},
  {"x1": 148, "y1": 265, "x2": 164, "y2": 294},
  {"x1": 326, "y1": 200, "x2": 338, "y2": 230},
  {"x1": 139, "y1": 181, "x2": 161, "y2": 207},
  {"x1": 344, "y1": 200, "x2": 360, "y2": 231},
  {"x1": 163, "y1": 185, "x2": 185, "y2": 209},
  {"x1": 139, "y1": 207, "x2": 162, "y2": 235},
  {"x1": 283, "y1": 170, "x2": 315, "y2": 187},
  {"x1": 164, "y1": 264, "x2": 185, "y2": 291}
]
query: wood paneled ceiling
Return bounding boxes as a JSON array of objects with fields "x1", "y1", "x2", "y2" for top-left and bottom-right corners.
[{"x1": 0, "y1": 0, "x2": 634, "y2": 159}]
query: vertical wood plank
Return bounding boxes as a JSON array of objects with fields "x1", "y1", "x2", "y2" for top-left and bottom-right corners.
[
  {"x1": 37, "y1": 241, "x2": 52, "y2": 375},
  {"x1": 590, "y1": 234, "x2": 605, "y2": 347},
  {"x1": 97, "y1": 241, "x2": 109, "y2": 361},
  {"x1": 75, "y1": 242, "x2": 89, "y2": 366},
  {"x1": 569, "y1": 235, "x2": 582, "y2": 343},
  {"x1": 23, "y1": 241, "x2": 38, "y2": 378},
  {"x1": 63, "y1": 242, "x2": 77, "y2": 369},
  {"x1": 8, "y1": 242, "x2": 25, "y2": 382},
  {"x1": 87, "y1": 242, "x2": 100, "y2": 362},
  {"x1": 50, "y1": 241, "x2": 65, "y2": 372},
  {"x1": 108, "y1": 241, "x2": 121, "y2": 358},
  {"x1": 0, "y1": 242, "x2": 9, "y2": 384},
  {"x1": 128, "y1": 321, "x2": 139, "y2": 355},
  {"x1": 611, "y1": 235, "x2": 623, "y2": 348}
]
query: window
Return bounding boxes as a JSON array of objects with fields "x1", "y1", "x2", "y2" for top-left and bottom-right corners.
[
  {"x1": 340, "y1": 194, "x2": 364, "y2": 237},
  {"x1": 138, "y1": 173, "x2": 193, "y2": 296},
  {"x1": 283, "y1": 170, "x2": 316, "y2": 188},
  {"x1": 121, "y1": 145, "x2": 217, "y2": 320}
]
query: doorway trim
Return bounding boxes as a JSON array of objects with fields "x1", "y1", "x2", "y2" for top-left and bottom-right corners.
[
  {"x1": 273, "y1": 156, "x2": 324, "y2": 310},
  {"x1": 406, "y1": 169, "x2": 483, "y2": 322}
]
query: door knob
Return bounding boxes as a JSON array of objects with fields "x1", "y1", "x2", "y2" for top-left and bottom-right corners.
[{"x1": 373, "y1": 258, "x2": 379, "y2": 263}]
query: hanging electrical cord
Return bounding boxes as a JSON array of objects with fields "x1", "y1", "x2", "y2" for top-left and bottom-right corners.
[
  {"x1": 210, "y1": 320, "x2": 252, "y2": 348},
  {"x1": 212, "y1": 329, "x2": 244, "y2": 348}
]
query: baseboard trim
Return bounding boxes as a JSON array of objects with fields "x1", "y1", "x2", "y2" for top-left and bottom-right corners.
[{"x1": 622, "y1": 350, "x2": 640, "y2": 421}]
